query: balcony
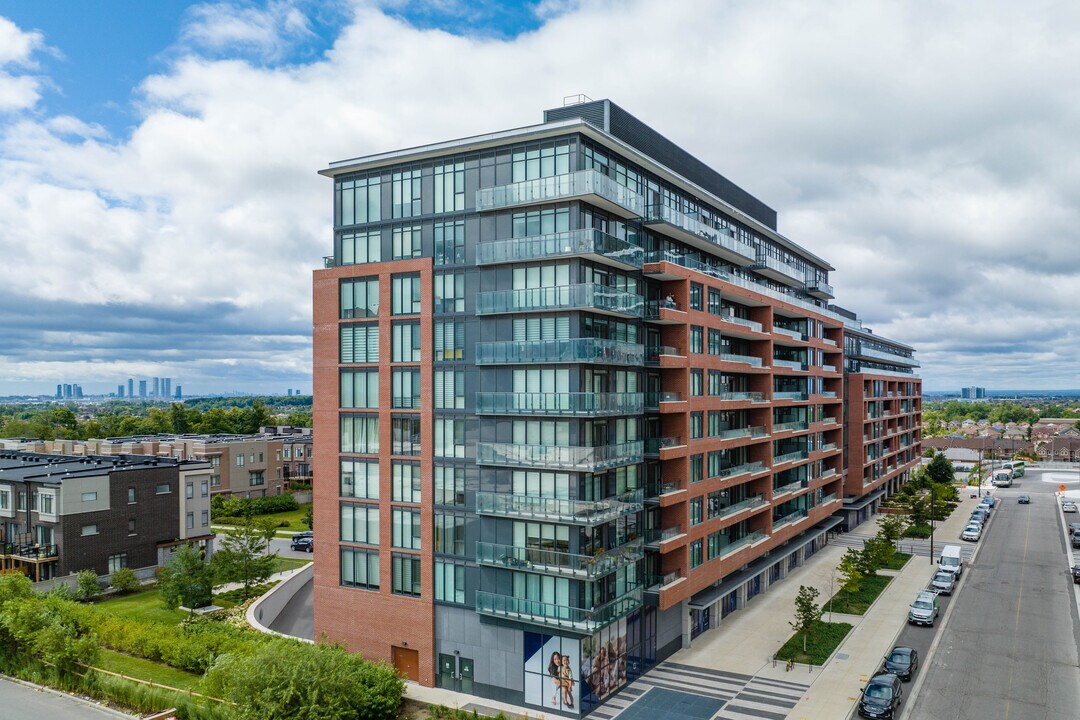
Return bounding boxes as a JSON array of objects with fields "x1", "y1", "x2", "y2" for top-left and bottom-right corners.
[
  {"x1": 855, "y1": 344, "x2": 920, "y2": 368},
  {"x1": 715, "y1": 494, "x2": 768, "y2": 520},
  {"x1": 820, "y1": 467, "x2": 839, "y2": 478},
  {"x1": 819, "y1": 442, "x2": 839, "y2": 453},
  {"x1": 646, "y1": 571, "x2": 685, "y2": 591},
  {"x1": 804, "y1": 279, "x2": 835, "y2": 299},
  {"x1": 645, "y1": 526, "x2": 686, "y2": 547},
  {"x1": 642, "y1": 205, "x2": 757, "y2": 265},
  {"x1": 822, "y1": 337, "x2": 838, "y2": 347},
  {"x1": 642, "y1": 300, "x2": 686, "y2": 325},
  {"x1": 819, "y1": 492, "x2": 839, "y2": 505},
  {"x1": 716, "y1": 530, "x2": 766, "y2": 559},
  {"x1": 773, "y1": 479, "x2": 808, "y2": 497},
  {"x1": 716, "y1": 425, "x2": 767, "y2": 441},
  {"x1": 772, "y1": 326, "x2": 807, "y2": 342},
  {"x1": 475, "y1": 588, "x2": 642, "y2": 633},
  {"x1": 773, "y1": 509, "x2": 809, "y2": 529},
  {"x1": 644, "y1": 346, "x2": 684, "y2": 365},
  {"x1": 773, "y1": 420, "x2": 809, "y2": 433},
  {"x1": 475, "y1": 338, "x2": 644, "y2": 366},
  {"x1": 773, "y1": 359, "x2": 808, "y2": 371},
  {"x1": 822, "y1": 364, "x2": 837, "y2": 373},
  {"x1": 475, "y1": 284, "x2": 643, "y2": 318},
  {"x1": 475, "y1": 441, "x2": 643, "y2": 471},
  {"x1": 476, "y1": 539, "x2": 643, "y2": 579},
  {"x1": 774, "y1": 450, "x2": 809, "y2": 464},
  {"x1": 476, "y1": 228, "x2": 644, "y2": 270},
  {"x1": 720, "y1": 314, "x2": 765, "y2": 334},
  {"x1": 719, "y1": 353, "x2": 764, "y2": 368},
  {"x1": 773, "y1": 391, "x2": 809, "y2": 401},
  {"x1": 475, "y1": 489, "x2": 644, "y2": 525},
  {"x1": 717, "y1": 461, "x2": 766, "y2": 479},
  {"x1": 716, "y1": 391, "x2": 766, "y2": 403},
  {"x1": 475, "y1": 392, "x2": 643, "y2": 417},
  {"x1": 642, "y1": 249, "x2": 733, "y2": 281},
  {"x1": 644, "y1": 436, "x2": 685, "y2": 456},
  {"x1": 644, "y1": 391, "x2": 684, "y2": 410},
  {"x1": 476, "y1": 169, "x2": 645, "y2": 218},
  {"x1": 753, "y1": 253, "x2": 804, "y2": 287}
]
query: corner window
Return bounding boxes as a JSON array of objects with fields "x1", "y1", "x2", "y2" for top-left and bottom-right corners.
[{"x1": 341, "y1": 277, "x2": 380, "y2": 319}]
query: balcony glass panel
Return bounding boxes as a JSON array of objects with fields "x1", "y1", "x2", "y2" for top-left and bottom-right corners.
[
  {"x1": 475, "y1": 490, "x2": 644, "y2": 525},
  {"x1": 773, "y1": 392, "x2": 809, "y2": 401},
  {"x1": 642, "y1": 205, "x2": 756, "y2": 262},
  {"x1": 718, "y1": 461, "x2": 766, "y2": 479},
  {"x1": 716, "y1": 425, "x2": 767, "y2": 440},
  {"x1": 475, "y1": 284, "x2": 643, "y2": 317},
  {"x1": 773, "y1": 421, "x2": 809, "y2": 433},
  {"x1": 774, "y1": 450, "x2": 808, "y2": 463},
  {"x1": 475, "y1": 338, "x2": 643, "y2": 366},
  {"x1": 475, "y1": 588, "x2": 642, "y2": 632},
  {"x1": 717, "y1": 391, "x2": 766, "y2": 403},
  {"x1": 716, "y1": 494, "x2": 767, "y2": 519},
  {"x1": 475, "y1": 442, "x2": 643, "y2": 471},
  {"x1": 476, "y1": 169, "x2": 645, "y2": 215},
  {"x1": 720, "y1": 353, "x2": 763, "y2": 368},
  {"x1": 717, "y1": 530, "x2": 766, "y2": 557},
  {"x1": 643, "y1": 249, "x2": 732, "y2": 280},
  {"x1": 475, "y1": 539, "x2": 643, "y2": 579},
  {"x1": 475, "y1": 392, "x2": 643, "y2": 416},
  {"x1": 773, "y1": 359, "x2": 807, "y2": 371},
  {"x1": 644, "y1": 437, "x2": 684, "y2": 454},
  {"x1": 476, "y1": 228, "x2": 643, "y2": 268}
]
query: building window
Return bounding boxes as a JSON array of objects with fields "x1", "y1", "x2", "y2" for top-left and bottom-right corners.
[
  {"x1": 81, "y1": 491, "x2": 98, "y2": 502},
  {"x1": 107, "y1": 553, "x2": 128, "y2": 573},
  {"x1": 434, "y1": 465, "x2": 465, "y2": 506},
  {"x1": 340, "y1": 370, "x2": 379, "y2": 410},
  {"x1": 186, "y1": 512, "x2": 195, "y2": 529},
  {"x1": 392, "y1": 369, "x2": 421, "y2": 409},
  {"x1": 39, "y1": 494, "x2": 54, "y2": 514},
  {"x1": 434, "y1": 512, "x2": 466, "y2": 556},
  {"x1": 391, "y1": 169, "x2": 422, "y2": 218},
  {"x1": 708, "y1": 371, "x2": 725, "y2": 396},
  {"x1": 434, "y1": 320, "x2": 465, "y2": 361},
  {"x1": 434, "y1": 370, "x2": 465, "y2": 410},
  {"x1": 186, "y1": 483, "x2": 194, "y2": 499},
  {"x1": 341, "y1": 547, "x2": 379, "y2": 590},
  {"x1": 392, "y1": 508, "x2": 421, "y2": 549},
  {"x1": 156, "y1": 483, "x2": 171, "y2": 494},
  {"x1": 434, "y1": 561, "x2": 466, "y2": 604},
  {"x1": 0, "y1": 489, "x2": 9, "y2": 510},
  {"x1": 341, "y1": 503, "x2": 379, "y2": 544},
  {"x1": 433, "y1": 273, "x2": 465, "y2": 313},
  {"x1": 690, "y1": 497, "x2": 703, "y2": 526},
  {"x1": 209, "y1": 456, "x2": 221, "y2": 468},
  {"x1": 691, "y1": 454, "x2": 704, "y2": 483},
  {"x1": 512, "y1": 207, "x2": 570, "y2": 237},
  {"x1": 392, "y1": 274, "x2": 422, "y2": 315},
  {"x1": 200, "y1": 480, "x2": 209, "y2": 497},
  {"x1": 690, "y1": 412, "x2": 703, "y2": 440},
  {"x1": 82, "y1": 524, "x2": 98, "y2": 536},
  {"x1": 341, "y1": 459, "x2": 379, "y2": 499},
  {"x1": 392, "y1": 462, "x2": 422, "y2": 503},
  {"x1": 708, "y1": 289, "x2": 722, "y2": 315},
  {"x1": 341, "y1": 277, "x2": 379, "y2": 319},
  {"x1": 434, "y1": 219, "x2": 465, "y2": 266},
  {"x1": 690, "y1": 282, "x2": 703, "y2": 311},
  {"x1": 249, "y1": 471, "x2": 265, "y2": 487},
  {"x1": 236, "y1": 454, "x2": 245, "y2": 467},
  {"x1": 391, "y1": 415, "x2": 421, "y2": 456},
  {"x1": 690, "y1": 326, "x2": 703, "y2": 354},
  {"x1": 690, "y1": 539, "x2": 703, "y2": 568},
  {"x1": 201, "y1": 510, "x2": 209, "y2": 527},
  {"x1": 392, "y1": 553, "x2": 421, "y2": 597},
  {"x1": 392, "y1": 322, "x2": 421, "y2": 362},
  {"x1": 341, "y1": 323, "x2": 379, "y2": 364},
  {"x1": 210, "y1": 474, "x2": 221, "y2": 487},
  {"x1": 434, "y1": 161, "x2": 465, "y2": 214},
  {"x1": 128, "y1": 519, "x2": 136, "y2": 536},
  {"x1": 392, "y1": 224, "x2": 422, "y2": 259},
  {"x1": 341, "y1": 415, "x2": 379, "y2": 454},
  {"x1": 339, "y1": 229, "x2": 380, "y2": 265},
  {"x1": 336, "y1": 174, "x2": 380, "y2": 226},
  {"x1": 708, "y1": 329, "x2": 723, "y2": 356},
  {"x1": 512, "y1": 142, "x2": 569, "y2": 182},
  {"x1": 690, "y1": 369, "x2": 703, "y2": 397},
  {"x1": 435, "y1": 418, "x2": 466, "y2": 458}
]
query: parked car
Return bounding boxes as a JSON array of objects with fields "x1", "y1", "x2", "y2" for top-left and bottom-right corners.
[
  {"x1": 292, "y1": 530, "x2": 313, "y2": 540},
  {"x1": 1068, "y1": 522, "x2": 1080, "y2": 534},
  {"x1": 1071, "y1": 530, "x2": 1080, "y2": 550},
  {"x1": 1063, "y1": 501, "x2": 1078, "y2": 514},
  {"x1": 982, "y1": 495, "x2": 997, "y2": 508},
  {"x1": 969, "y1": 509, "x2": 988, "y2": 525},
  {"x1": 977, "y1": 500, "x2": 993, "y2": 515},
  {"x1": 928, "y1": 571, "x2": 956, "y2": 595},
  {"x1": 290, "y1": 535, "x2": 314, "y2": 552},
  {"x1": 961, "y1": 524, "x2": 982, "y2": 542},
  {"x1": 859, "y1": 672, "x2": 904, "y2": 718},
  {"x1": 881, "y1": 646, "x2": 919, "y2": 682},
  {"x1": 1072, "y1": 565, "x2": 1080, "y2": 584},
  {"x1": 908, "y1": 591, "x2": 940, "y2": 626},
  {"x1": 1017, "y1": 495, "x2": 1030, "y2": 504}
]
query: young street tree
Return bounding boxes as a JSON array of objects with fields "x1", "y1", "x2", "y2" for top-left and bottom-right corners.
[
  {"x1": 159, "y1": 543, "x2": 214, "y2": 614},
  {"x1": 837, "y1": 549, "x2": 864, "y2": 595},
  {"x1": 925, "y1": 452, "x2": 956, "y2": 485},
  {"x1": 790, "y1": 585, "x2": 823, "y2": 654},
  {"x1": 213, "y1": 520, "x2": 278, "y2": 598},
  {"x1": 877, "y1": 514, "x2": 908, "y2": 549}
]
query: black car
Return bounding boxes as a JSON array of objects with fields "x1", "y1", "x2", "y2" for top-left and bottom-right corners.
[
  {"x1": 1017, "y1": 495, "x2": 1030, "y2": 504},
  {"x1": 881, "y1": 646, "x2": 919, "y2": 681},
  {"x1": 1072, "y1": 565, "x2": 1080, "y2": 584},
  {"x1": 859, "y1": 673, "x2": 903, "y2": 718},
  {"x1": 290, "y1": 536, "x2": 314, "y2": 553}
]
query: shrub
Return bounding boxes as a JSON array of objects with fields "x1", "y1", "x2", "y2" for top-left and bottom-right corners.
[
  {"x1": 211, "y1": 495, "x2": 298, "y2": 519},
  {"x1": 109, "y1": 567, "x2": 141, "y2": 594},
  {"x1": 75, "y1": 569, "x2": 102, "y2": 601}
]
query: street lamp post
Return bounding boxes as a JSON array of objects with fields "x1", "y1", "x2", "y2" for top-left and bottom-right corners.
[{"x1": 929, "y1": 485, "x2": 935, "y2": 565}]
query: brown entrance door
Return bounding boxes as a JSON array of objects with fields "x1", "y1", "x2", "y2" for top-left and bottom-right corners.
[{"x1": 392, "y1": 646, "x2": 420, "y2": 681}]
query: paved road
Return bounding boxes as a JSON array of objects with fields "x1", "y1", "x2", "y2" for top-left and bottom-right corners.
[
  {"x1": 905, "y1": 470, "x2": 1080, "y2": 719},
  {"x1": 0, "y1": 676, "x2": 134, "y2": 719}
]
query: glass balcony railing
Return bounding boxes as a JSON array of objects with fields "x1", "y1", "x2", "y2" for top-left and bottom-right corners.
[
  {"x1": 820, "y1": 493, "x2": 839, "y2": 505},
  {"x1": 772, "y1": 421, "x2": 809, "y2": 433},
  {"x1": 822, "y1": 364, "x2": 837, "y2": 373},
  {"x1": 475, "y1": 338, "x2": 644, "y2": 366},
  {"x1": 773, "y1": 326, "x2": 807, "y2": 341},
  {"x1": 642, "y1": 205, "x2": 757, "y2": 262},
  {"x1": 475, "y1": 489, "x2": 644, "y2": 525},
  {"x1": 773, "y1": 509, "x2": 809, "y2": 528},
  {"x1": 822, "y1": 337, "x2": 838, "y2": 347},
  {"x1": 645, "y1": 526, "x2": 685, "y2": 545},
  {"x1": 819, "y1": 442, "x2": 838, "y2": 453},
  {"x1": 820, "y1": 467, "x2": 839, "y2": 478},
  {"x1": 475, "y1": 392, "x2": 643, "y2": 416},
  {"x1": 476, "y1": 539, "x2": 644, "y2": 579},
  {"x1": 475, "y1": 588, "x2": 642, "y2": 632},
  {"x1": 476, "y1": 169, "x2": 646, "y2": 216},
  {"x1": 476, "y1": 442, "x2": 644, "y2": 471},
  {"x1": 716, "y1": 530, "x2": 766, "y2": 558},
  {"x1": 716, "y1": 425, "x2": 767, "y2": 440},
  {"x1": 857, "y1": 344, "x2": 920, "y2": 367},
  {"x1": 475, "y1": 284, "x2": 643, "y2": 317},
  {"x1": 645, "y1": 346, "x2": 684, "y2": 365},
  {"x1": 476, "y1": 228, "x2": 644, "y2": 269},
  {"x1": 720, "y1": 314, "x2": 765, "y2": 333},
  {"x1": 804, "y1": 279, "x2": 835, "y2": 297},
  {"x1": 644, "y1": 391, "x2": 684, "y2": 409},
  {"x1": 715, "y1": 494, "x2": 767, "y2": 519},
  {"x1": 643, "y1": 249, "x2": 733, "y2": 280},
  {"x1": 718, "y1": 461, "x2": 766, "y2": 479},
  {"x1": 773, "y1": 479, "x2": 808, "y2": 496},
  {"x1": 645, "y1": 571, "x2": 684, "y2": 590},
  {"x1": 644, "y1": 437, "x2": 685, "y2": 454},
  {"x1": 720, "y1": 353, "x2": 764, "y2": 368},
  {"x1": 773, "y1": 359, "x2": 808, "y2": 371},
  {"x1": 774, "y1": 450, "x2": 809, "y2": 463},
  {"x1": 716, "y1": 391, "x2": 766, "y2": 403},
  {"x1": 819, "y1": 391, "x2": 839, "y2": 399},
  {"x1": 755, "y1": 253, "x2": 803, "y2": 283},
  {"x1": 773, "y1": 391, "x2": 809, "y2": 401}
]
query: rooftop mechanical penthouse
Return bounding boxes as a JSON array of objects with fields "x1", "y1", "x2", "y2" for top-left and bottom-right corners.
[{"x1": 311, "y1": 98, "x2": 921, "y2": 716}]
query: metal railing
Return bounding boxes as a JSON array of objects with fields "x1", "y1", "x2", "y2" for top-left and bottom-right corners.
[
  {"x1": 476, "y1": 169, "x2": 646, "y2": 215},
  {"x1": 475, "y1": 284, "x2": 643, "y2": 317},
  {"x1": 475, "y1": 338, "x2": 644, "y2": 366},
  {"x1": 475, "y1": 588, "x2": 643, "y2": 632},
  {"x1": 476, "y1": 228, "x2": 644, "y2": 269},
  {"x1": 475, "y1": 489, "x2": 644, "y2": 525},
  {"x1": 475, "y1": 539, "x2": 643, "y2": 579},
  {"x1": 475, "y1": 442, "x2": 644, "y2": 471}
]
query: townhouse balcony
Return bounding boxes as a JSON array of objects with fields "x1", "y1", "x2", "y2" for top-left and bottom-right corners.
[
  {"x1": 774, "y1": 450, "x2": 809, "y2": 464},
  {"x1": 475, "y1": 588, "x2": 643, "y2": 633},
  {"x1": 716, "y1": 425, "x2": 768, "y2": 441},
  {"x1": 0, "y1": 542, "x2": 59, "y2": 561},
  {"x1": 717, "y1": 461, "x2": 767, "y2": 479},
  {"x1": 642, "y1": 205, "x2": 757, "y2": 265},
  {"x1": 476, "y1": 228, "x2": 644, "y2": 270},
  {"x1": 804, "y1": 279, "x2": 835, "y2": 299},
  {"x1": 475, "y1": 441, "x2": 644, "y2": 471},
  {"x1": 720, "y1": 353, "x2": 764, "y2": 368},
  {"x1": 475, "y1": 284, "x2": 643, "y2": 318},
  {"x1": 476, "y1": 539, "x2": 644, "y2": 579},
  {"x1": 475, "y1": 169, "x2": 645, "y2": 218},
  {"x1": 715, "y1": 494, "x2": 768, "y2": 520},
  {"x1": 475, "y1": 489, "x2": 644, "y2": 525},
  {"x1": 475, "y1": 338, "x2": 644, "y2": 366},
  {"x1": 753, "y1": 253, "x2": 804, "y2": 287},
  {"x1": 716, "y1": 530, "x2": 767, "y2": 559},
  {"x1": 773, "y1": 359, "x2": 808, "y2": 371},
  {"x1": 475, "y1": 392, "x2": 644, "y2": 417},
  {"x1": 773, "y1": 420, "x2": 809, "y2": 433}
]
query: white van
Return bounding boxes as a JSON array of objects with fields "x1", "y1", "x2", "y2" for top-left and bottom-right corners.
[{"x1": 938, "y1": 544, "x2": 963, "y2": 578}]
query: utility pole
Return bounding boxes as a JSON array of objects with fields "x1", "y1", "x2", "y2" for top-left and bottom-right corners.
[{"x1": 929, "y1": 486, "x2": 935, "y2": 565}]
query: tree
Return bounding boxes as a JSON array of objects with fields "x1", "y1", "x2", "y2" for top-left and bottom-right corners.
[
  {"x1": 0, "y1": 594, "x2": 100, "y2": 675},
  {"x1": 837, "y1": 549, "x2": 863, "y2": 595},
  {"x1": 877, "y1": 514, "x2": 908, "y2": 549},
  {"x1": 861, "y1": 538, "x2": 894, "y2": 574},
  {"x1": 212, "y1": 520, "x2": 278, "y2": 598},
  {"x1": 159, "y1": 543, "x2": 215, "y2": 614},
  {"x1": 169, "y1": 402, "x2": 192, "y2": 433},
  {"x1": 74, "y1": 569, "x2": 101, "y2": 601},
  {"x1": 204, "y1": 639, "x2": 405, "y2": 720},
  {"x1": 789, "y1": 585, "x2": 823, "y2": 654},
  {"x1": 302, "y1": 503, "x2": 314, "y2": 532},
  {"x1": 925, "y1": 453, "x2": 956, "y2": 486},
  {"x1": 903, "y1": 494, "x2": 930, "y2": 528},
  {"x1": 109, "y1": 567, "x2": 140, "y2": 594}
]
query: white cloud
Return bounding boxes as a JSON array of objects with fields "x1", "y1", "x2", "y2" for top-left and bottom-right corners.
[
  {"x1": 0, "y1": 0, "x2": 1079, "y2": 393},
  {"x1": 0, "y1": 16, "x2": 44, "y2": 112}
]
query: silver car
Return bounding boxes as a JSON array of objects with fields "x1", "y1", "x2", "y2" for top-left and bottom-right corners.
[
  {"x1": 961, "y1": 524, "x2": 982, "y2": 542},
  {"x1": 928, "y1": 571, "x2": 955, "y2": 595}
]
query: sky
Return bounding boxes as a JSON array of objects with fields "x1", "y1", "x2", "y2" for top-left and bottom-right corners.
[{"x1": 0, "y1": 0, "x2": 1077, "y2": 396}]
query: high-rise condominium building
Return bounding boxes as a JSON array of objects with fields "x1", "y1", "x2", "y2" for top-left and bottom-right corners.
[
  {"x1": 128, "y1": 378, "x2": 134, "y2": 398},
  {"x1": 138, "y1": 380, "x2": 147, "y2": 399},
  {"x1": 312, "y1": 99, "x2": 921, "y2": 716}
]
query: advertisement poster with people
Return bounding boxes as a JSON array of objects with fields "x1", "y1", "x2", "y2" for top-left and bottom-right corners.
[
  {"x1": 524, "y1": 633, "x2": 581, "y2": 714},
  {"x1": 579, "y1": 616, "x2": 630, "y2": 705}
]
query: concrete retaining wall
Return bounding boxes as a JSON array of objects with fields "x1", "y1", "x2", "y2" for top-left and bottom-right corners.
[{"x1": 247, "y1": 562, "x2": 314, "y2": 643}]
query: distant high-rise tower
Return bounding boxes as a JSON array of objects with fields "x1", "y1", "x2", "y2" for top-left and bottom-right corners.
[
  {"x1": 152, "y1": 377, "x2": 160, "y2": 398},
  {"x1": 56, "y1": 384, "x2": 63, "y2": 399},
  {"x1": 73, "y1": 384, "x2": 83, "y2": 399},
  {"x1": 961, "y1": 386, "x2": 986, "y2": 400},
  {"x1": 287, "y1": 389, "x2": 293, "y2": 397},
  {"x1": 118, "y1": 384, "x2": 125, "y2": 398},
  {"x1": 63, "y1": 384, "x2": 72, "y2": 399},
  {"x1": 127, "y1": 378, "x2": 134, "y2": 398},
  {"x1": 138, "y1": 380, "x2": 147, "y2": 398},
  {"x1": 163, "y1": 378, "x2": 172, "y2": 399},
  {"x1": 295, "y1": 389, "x2": 301, "y2": 396},
  {"x1": 174, "y1": 385, "x2": 182, "y2": 399}
]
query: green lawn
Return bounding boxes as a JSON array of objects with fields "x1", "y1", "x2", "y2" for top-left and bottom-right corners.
[
  {"x1": 96, "y1": 648, "x2": 205, "y2": 692},
  {"x1": 825, "y1": 574, "x2": 892, "y2": 615},
  {"x1": 96, "y1": 588, "x2": 189, "y2": 625},
  {"x1": 276, "y1": 556, "x2": 311, "y2": 572},
  {"x1": 214, "y1": 502, "x2": 311, "y2": 532},
  {"x1": 776, "y1": 620, "x2": 853, "y2": 665},
  {"x1": 883, "y1": 551, "x2": 912, "y2": 570}
]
